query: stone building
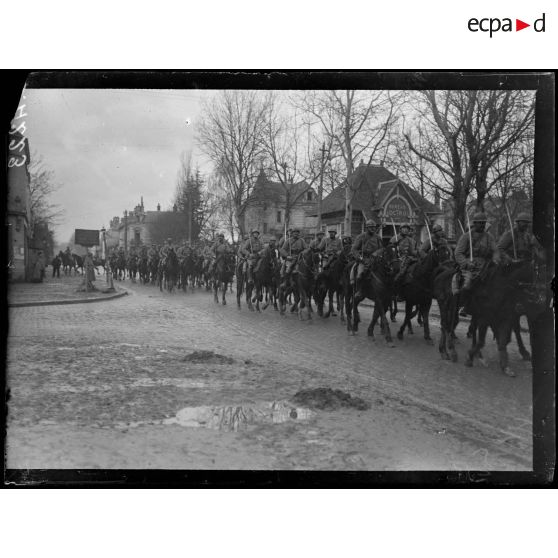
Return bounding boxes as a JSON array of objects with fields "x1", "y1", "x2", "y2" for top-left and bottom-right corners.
[
  {"x1": 105, "y1": 198, "x2": 192, "y2": 251},
  {"x1": 319, "y1": 161, "x2": 442, "y2": 244},
  {"x1": 243, "y1": 168, "x2": 317, "y2": 240},
  {"x1": 7, "y1": 130, "x2": 32, "y2": 281}
]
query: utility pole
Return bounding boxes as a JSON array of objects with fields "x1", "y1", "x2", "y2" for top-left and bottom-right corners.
[
  {"x1": 123, "y1": 209, "x2": 128, "y2": 252},
  {"x1": 317, "y1": 142, "x2": 327, "y2": 232},
  {"x1": 187, "y1": 195, "x2": 192, "y2": 243}
]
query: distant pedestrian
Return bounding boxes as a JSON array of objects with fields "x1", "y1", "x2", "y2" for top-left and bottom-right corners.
[{"x1": 83, "y1": 250, "x2": 97, "y2": 291}]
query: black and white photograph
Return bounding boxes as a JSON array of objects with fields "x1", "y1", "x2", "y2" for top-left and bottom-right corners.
[{"x1": 4, "y1": 72, "x2": 555, "y2": 483}]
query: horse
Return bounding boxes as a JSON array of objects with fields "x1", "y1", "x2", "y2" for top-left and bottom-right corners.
[
  {"x1": 60, "y1": 251, "x2": 75, "y2": 275},
  {"x1": 127, "y1": 254, "x2": 139, "y2": 282},
  {"x1": 138, "y1": 256, "x2": 149, "y2": 284},
  {"x1": 161, "y1": 250, "x2": 179, "y2": 293},
  {"x1": 393, "y1": 245, "x2": 453, "y2": 345},
  {"x1": 348, "y1": 247, "x2": 396, "y2": 345},
  {"x1": 148, "y1": 254, "x2": 159, "y2": 284},
  {"x1": 289, "y1": 249, "x2": 320, "y2": 321},
  {"x1": 213, "y1": 252, "x2": 235, "y2": 305},
  {"x1": 462, "y1": 260, "x2": 538, "y2": 376},
  {"x1": 251, "y1": 249, "x2": 279, "y2": 312},
  {"x1": 315, "y1": 252, "x2": 348, "y2": 322},
  {"x1": 179, "y1": 252, "x2": 196, "y2": 292},
  {"x1": 72, "y1": 254, "x2": 84, "y2": 275}
]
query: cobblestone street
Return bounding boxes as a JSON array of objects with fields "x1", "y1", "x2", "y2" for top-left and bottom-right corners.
[{"x1": 6, "y1": 275, "x2": 534, "y2": 470}]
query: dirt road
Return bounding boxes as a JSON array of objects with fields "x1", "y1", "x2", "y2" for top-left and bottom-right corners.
[{"x1": 6, "y1": 278, "x2": 533, "y2": 470}]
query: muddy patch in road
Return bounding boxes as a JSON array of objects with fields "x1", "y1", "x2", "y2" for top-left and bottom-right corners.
[
  {"x1": 181, "y1": 350, "x2": 235, "y2": 365},
  {"x1": 292, "y1": 388, "x2": 370, "y2": 411}
]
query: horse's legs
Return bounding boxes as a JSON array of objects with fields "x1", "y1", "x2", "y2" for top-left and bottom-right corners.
[
  {"x1": 513, "y1": 316, "x2": 531, "y2": 361},
  {"x1": 367, "y1": 306, "x2": 379, "y2": 338},
  {"x1": 497, "y1": 320, "x2": 515, "y2": 376},
  {"x1": 422, "y1": 301, "x2": 433, "y2": 343},
  {"x1": 397, "y1": 300, "x2": 413, "y2": 340},
  {"x1": 390, "y1": 298, "x2": 398, "y2": 322},
  {"x1": 377, "y1": 299, "x2": 394, "y2": 345}
]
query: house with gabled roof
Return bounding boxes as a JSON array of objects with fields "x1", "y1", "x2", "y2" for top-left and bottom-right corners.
[
  {"x1": 243, "y1": 168, "x2": 317, "y2": 240},
  {"x1": 318, "y1": 161, "x2": 443, "y2": 244}
]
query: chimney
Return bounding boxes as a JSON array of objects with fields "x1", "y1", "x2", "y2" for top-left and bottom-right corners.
[
  {"x1": 434, "y1": 188, "x2": 440, "y2": 208},
  {"x1": 141, "y1": 196, "x2": 144, "y2": 209},
  {"x1": 157, "y1": 203, "x2": 161, "y2": 211}
]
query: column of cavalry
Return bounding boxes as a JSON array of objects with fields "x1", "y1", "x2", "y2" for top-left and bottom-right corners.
[{"x1": 107, "y1": 213, "x2": 548, "y2": 378}]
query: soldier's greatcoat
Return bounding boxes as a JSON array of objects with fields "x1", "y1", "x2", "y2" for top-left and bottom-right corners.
[
  {"x1": 352, "y1": 232, "x2": 382, "y2": 259},
  {"x1": 455, "y1": 230, "x2": 499, "y2": 268}
]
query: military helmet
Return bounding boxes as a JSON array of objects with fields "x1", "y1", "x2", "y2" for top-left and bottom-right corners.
[
  {"x1": 292, "y1": 228, "x2": 300, "y2": 234},
  {"x1": 432, "y1": 224, "x2": 443, "y2": 233},
  {"x1": 268, "y1": 236, "x2": 276, "y2": 243},
  {"x1": 515, "y1": 212, "x2": 532, "y2": 222},
  {"x1": 472, "y1": 212, "x2": 488, "y2": 222},
  {"x1": 251, "y1": 229, "x2": 260, "y2": 235},
  {"x1": 328, "y1": 229, "x2": 337, "y2": 234},
  {"x1": 342, "y1": 235, "x2": 352, "y2": 245},
  {"x1": 400, "y1": 224, "x2": 411, "y2": 231},
  {"x1": 365, "y1": 219, "x2": 376, "y2": 227},
  {"x1": 217, "y1": 232, "x2": 225, "y2": 238},
  {"x1": 316, "y1": 230, "x2": 325, "y2": 236}
]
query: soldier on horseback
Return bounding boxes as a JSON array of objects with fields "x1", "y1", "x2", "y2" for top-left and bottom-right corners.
[
  {"x1": 239, "y1": 229, "x2": 263, "y2": 282},
  {"x1": 419, "y1": 224, "x2": 448, "y2": 259},
  {"x1": 497, "y1": 212, "x2": 543, "y2": 265},
  {"x1": 212, "y1": 233, "x2": 231, "y2": 274},
  {"x1": 279, "y1": 228, "x2": 307, "y2": 285},
  {"x1": 455, "y1": 212, "x2": 501, "y2": 298},
  {"x1": 308, "y1": 230, "x2": 326, "y2": 252},
  {"x1": 352, "y1": 219, "x2": 383, "y2": 299},
  {"x1": 278, "y1": 229, "x2": 292, "y2": 252},
  {"x1": 322, "y1": 229, "x2": 343, "y2": 270},
  {"x1": 159, "y1": 238, "x2": 175, "y2": 267},
  {"x1": 393, "y1": 224, "x2": 418, "y2": 286}
]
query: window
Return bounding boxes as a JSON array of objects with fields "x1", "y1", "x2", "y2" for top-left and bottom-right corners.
[
  {"x1": 263, "y1": 223, "x2": 268, "y2": 234},
  {"x1": 134, "y1": 230, "x2": 141, "y2": 245},
  {"x1": 306, "y1": 191, "x2": 312, "y2": 201},
  {"x1": 276, "y1": 211, "x2": 282, "y2": 223}
]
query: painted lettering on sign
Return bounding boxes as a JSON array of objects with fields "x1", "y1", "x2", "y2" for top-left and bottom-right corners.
[{"x1": 384, "y1": 197, "x2": 410, "y2": 221}]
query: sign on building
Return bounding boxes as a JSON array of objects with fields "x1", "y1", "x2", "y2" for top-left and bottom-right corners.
[
  {"x1": 384, "y1": 197, "x2": 411, "y2": 221},
  {"x1": 75, "y1": 229, "x2": 100, "y2": 247}
]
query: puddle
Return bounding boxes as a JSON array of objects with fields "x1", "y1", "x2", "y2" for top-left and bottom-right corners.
[
  {"x1": 131, "y1": 378, "x2": 207, "y2": 388},
  {"x1": 159, "y1": 401, "x2": 314, "y2": 432}
]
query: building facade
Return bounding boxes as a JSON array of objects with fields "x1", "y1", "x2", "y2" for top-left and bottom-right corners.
[
  {"x1": 105, "y1": 198, "x2": 192, "y2": 251},
  {"x1": 243, "y1": 169, "x2": 318, "y2": 240},
  {"x1": 319, "y1": 162, "x2": 443, "y2": 244}
]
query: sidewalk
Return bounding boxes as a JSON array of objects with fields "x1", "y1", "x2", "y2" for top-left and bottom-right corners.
[{"x1": 8, "y1": 271, "x2": 127, "y2": 307}]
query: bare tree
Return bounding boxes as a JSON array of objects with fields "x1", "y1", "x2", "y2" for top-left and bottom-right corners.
[
  {"x1": 196, "y1": 90, "x2": 271, "y2": 236},
  {"x1": 261, "y1": 98, "x2": 329, "y2": 231},
  {"x1": 404, "y1": 90, "x2": 535, "y2": 232},
  {"x1": 28, "y1": 152, "x2": 64, "y2": 233},
  {"x1": 296, "y1": 90, "x2": 399, "y2": 232}
]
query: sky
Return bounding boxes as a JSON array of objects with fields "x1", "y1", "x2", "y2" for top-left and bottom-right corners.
[{"x1": 22, "y1": 88, "x2": 210, "y2": 244}]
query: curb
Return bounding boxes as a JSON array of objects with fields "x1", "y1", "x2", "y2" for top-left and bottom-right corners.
[{"x1": 9, "y1": 288, "x2": 128, "y2": 308}]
